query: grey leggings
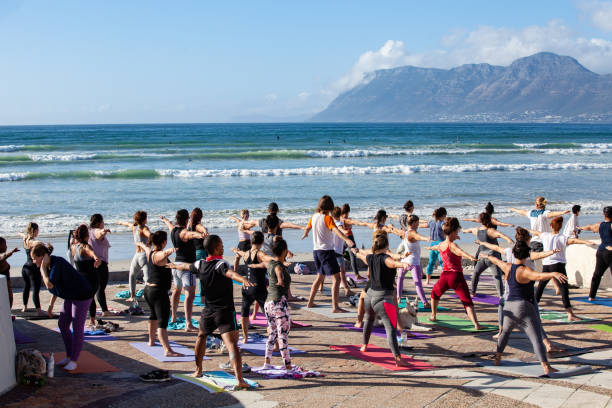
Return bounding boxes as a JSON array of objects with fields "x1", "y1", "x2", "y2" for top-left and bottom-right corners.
[
  {"x1": 129, "y1": 252, "x2": 150, "y2": 296},
  {"x1": 497, "y1": 299, "x2": 548, "y2": 363},
  {"x1": 363, "y1": 289, "x2": 400, "y2": 358},
  {"x1": 471, "y1": 257, "x2": 505, "y2": 328}
]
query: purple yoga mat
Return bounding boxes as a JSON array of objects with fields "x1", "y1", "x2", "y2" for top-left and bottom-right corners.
[
  {"x1": 346, "y1": 273, "x2": 368, "y2": 283},
  {"x1": 53, "y1": 328, "x2": 118, "y2": 342},
  {"x1": 339, "y1": 324, "x2": 433, "y2": 339},
  {"x1": 238, "y1": 336, "x2": 306, "y2": 356},
  {"x1": 130, "y1": 342, "x2": 204, "y2": 362},
  {"x1": 464, "y1": 274, "x2": 495, "y2": 282},
  {"x1": 13, "y1": 327, "x2": 35, "y2": 344},
  {"x1": 449, "y1": 293, "x2": 500, "y2": 306}
]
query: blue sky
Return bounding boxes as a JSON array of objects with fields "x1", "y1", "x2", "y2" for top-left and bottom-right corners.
[{"x1": 1, "y1": 0, "x2": 612, "y2": 124}]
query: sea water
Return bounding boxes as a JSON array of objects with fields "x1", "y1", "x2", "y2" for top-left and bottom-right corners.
[{"x1": 1, "y1": 123, "x2": 611, "y2": 262}]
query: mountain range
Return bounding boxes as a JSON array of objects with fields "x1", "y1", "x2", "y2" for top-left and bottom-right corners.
[{"x1": 311, "y1": 52, "x2": 612, "y2": 122}]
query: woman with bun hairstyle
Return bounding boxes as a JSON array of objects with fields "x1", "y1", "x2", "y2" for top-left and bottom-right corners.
[
  {"x1": 88, "y1": 214, "x2": 112, "y2": 318},
  {"x1": 71, "y1": 224, "x2": 102, "y2": 327},
  {"x1": 429, "y1": 217, "x2": 481, "y2": 330},
  {"x1": 424, "y1": 207, "x2": 448, "y2": 286},
  {"x1": 32, "y1": 243, "x2": 94, "y2": 372},
  {"x1": 463, "y1": 202, "x2": 514, "y2": 228},
  {"x1": 509, "y1": 197, "x2": 569, "y2": 252},
  {"x1": 117, "y1": 210, "x2": 151, "y2": 302}
]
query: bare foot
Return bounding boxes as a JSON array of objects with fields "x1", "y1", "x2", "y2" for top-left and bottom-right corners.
[
  {"x1": 332, "y1": 307, "x2": 349, "y2": 313},
  {"x1": 568, "y1": 315, "x2": 582, "y2": 322},
  {"x1": 492, "y1": 332, "x2": 500, "y2": 340},
  {"x1": 360, "y1": 345, "x2": 368, "y2": 352},
  {"x1": 235, "y1": 381, "x2": 251, "y2": 390},
  {"x1": 47, "y1": 308, "x2": 54, "y2": 318},
  {"x1": 21, "y1": 306, "x2": 27, "y2": 313},
  {"x1": 428, "y1": 315, "x2": 437, "y2": 322},
  {"x1": 250, "y1": 313, "x2": 257, "y2": 320},
  {"x1": 353, "y1": 321, "x2": 363, "y2": 328},
  {"x1": 474, "y1": 324, "x2": 482, "y2": 331},
  {"x1": 165, "y1": 350, "x2": 184, "y2": 357},
  {"x1": 546, "y1": 345, "x2": 564, "y2": 353},
  {"x1": 395, "y1": 358, "x2": 411, "y2": 367},
  {"x1": 127, "y1": 297, "x2": 135, "y2": 303},
  {"x1": 192, "y1": 369, "x2": 202, "y2": 378},
  {"x1": 494, "y1": 353, "x2": 501, "y2": 366},
  {"x1": 543, "y1": 365, "x2": 558, "y2": 376},
  {"x1": 148, "y1": 340, "x2": 155, "y2": 347},
  {"x1": 185, "y1": 325, "x2": 198, "y2": 333},
  {"x1": 306, "y1": 302, "x2": 316, "y2": 308}
]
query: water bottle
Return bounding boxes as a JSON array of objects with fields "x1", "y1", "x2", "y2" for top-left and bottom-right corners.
[{"x1": 46, "y1": 353, "x2": 54, "y2": 378}]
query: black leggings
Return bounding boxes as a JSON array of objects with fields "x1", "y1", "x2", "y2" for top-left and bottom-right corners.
[
  {"x1": 347, "y1": 244, "x2": 360, "y2": 275},
  {"x1": 92, "y1": 261, "x2": 109, "y2": 313},
  {"x1": 22, "y1": 263, "x2": 42, "y2": 309},
  {"x1": 144, "y1": 285, "x2": 171, "y2": 329},
  {"x1": 590, "y1": 249, "x2": 612, "y2": 298},
  {"x1": 535, "y1": 263, "x2": 571, "y2": 309}
]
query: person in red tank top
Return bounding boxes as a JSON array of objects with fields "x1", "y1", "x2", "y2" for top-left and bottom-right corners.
[{"x1": 429, "y1": 218, "x2": 482, "y2": 331}]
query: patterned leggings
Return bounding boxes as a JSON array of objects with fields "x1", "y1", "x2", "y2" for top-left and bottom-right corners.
[{"x1": 264, "y1": 296, "x2": 291, "y2": 366}]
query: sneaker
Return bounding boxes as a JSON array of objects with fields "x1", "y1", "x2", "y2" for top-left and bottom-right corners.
[
  {"x1": 219, "y1": 362, "x2": 251, "y2": 373},
  {"x1": 139, "y1": 370, "x2": 171, "y2": 382}
]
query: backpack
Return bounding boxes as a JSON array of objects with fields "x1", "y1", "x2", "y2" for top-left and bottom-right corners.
[{"x1": 16, "y1": 349, "x2": 47, "y2": 382}]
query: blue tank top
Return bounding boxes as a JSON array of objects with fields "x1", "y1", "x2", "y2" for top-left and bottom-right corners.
[
  {"x1": 429, "y1": 220, "x2": 445, "y2": 241},
  {"x1": 506, "y1": 263, "x2": 535, "y2": 303},
  {"x1": 599, "y1": 222, "x2": 612, "y2": 251}
]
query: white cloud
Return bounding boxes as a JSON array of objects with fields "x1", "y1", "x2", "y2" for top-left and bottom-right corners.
[
  {"x1": 297, "y1": 91, "x2": 310, "y2": 99},
  {"x1": 577, "y1": 0, "x2": 612, "y2": 31},
  {"x1": 264, "y1": 93, "x2": 278, "y2": 102},
  {"x1": 334, "y1": 20, "x2": 612, "y2": 95}
]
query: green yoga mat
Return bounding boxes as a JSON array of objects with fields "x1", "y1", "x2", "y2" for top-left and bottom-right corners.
[
  {"x1": 589, "y1": 323, "x2": 612, "y2": 333},
  {"x1": 539, "y1": 310, "x2": 600, "y2": 324},
  {"x1": 417, "y1": 314, "x2": 497, "y2": 332},
  {"x1": 398, "y1": 299, "x2": 449, "y2": 312}
]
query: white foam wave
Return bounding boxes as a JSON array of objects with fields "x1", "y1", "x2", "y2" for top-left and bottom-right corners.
[
  {"x1": 305, "y1": 148, "x2": 481, "y2": 158},
  {"x1": 29, "y1": 153, "x2": 97, "y2": 161},
  {"x1": 157, "y1": 162, "x2": 612, "y2": 178},
  {"x1": 0, "y1": 145, "x2": 23, "y2": 152},
  {"x1": 0, "y1": 172, "x2": 28, "y2": 182}
]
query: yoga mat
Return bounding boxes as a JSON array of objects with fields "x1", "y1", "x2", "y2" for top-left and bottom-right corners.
[
  {"x1": 449, "y1": 293, "x2": 499, "y2": 306},
  {"x1": 12, "y1": 311, "x2": 58, "y2": 320},
  {"x1": 179, "y1": 294, "x2": 205, "y2": 306},
  {"x1": 53, "y1": 328, "x2": 118, "y2": 342},
  {"x1": 130, "y1": 342, "x2": 206, "y2": 362},
  {"x1": 173, "y1": 371, "x2": 257, "y2": 392},
  {"x1": 383, "y1": 302, "x2": 398, "y2": 328},
  {"x1": 398, "y1": 299, "x2": 449, "y2": 312},
  {"x1": 114, "y1": 289, "x2": 144, "y2": 299},
  {"x1": 167, "y1": 317, "x2": 199, "y2": 330},
  {"x1": 13, "y1": 327, "x2": 35, "y2": 344},
  {"x1": 478, "y1": 359, "x2": 592, "y2": 378},
  {"x1": 330, "y1": 344, "x2": 435, "y2": 371},
  {"x1": 589, "y1": 323, "x2": 612, "y2": 333},
  {"x1": 339, "y1": 323, "x2": 433, "y2": 339},
  {"x1": 346, "y1": 273, "x2": 368, "y2": 283},
  {"x1": 238, "y1": 335, "x2": 305, "y2": 356},
  {"x1": 417, "y1": 314, "x2": 498, "y2": 332},
  {"x1": 305, "y1": 305, "x2": 358, "y2": 319},
  {"x1": 172, "y1": 373, "x2": 220, "y2": 393},
  {"x1": 569, "y1": 350, "x2": 612, "y2": 367},
  {"x1": 53, "y1": 351, "x2": 120, "y2": 374},
  {"x1": 539, "y1": 310, "x2": 601, "y2": 323},
  {"x1": 571, "y1": 296, "x2": 612, "y2": 307},
  {"x1": 251, "y1": 365, "x2": 323, "y2": 379}
]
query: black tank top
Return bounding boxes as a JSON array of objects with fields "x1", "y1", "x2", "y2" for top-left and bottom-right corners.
[
  {"x1": 148, "y1": 251, "x2": 171, "y2": 291},
  {"x1": 24, "y1": 247, "x2": 34, "y2": 265},
  {"x1": 599, "y1": 222, "x2": 612, "y2": 251},
  {"x1": 73, "y1": 244, "x2": 97, "y2": 296},
  {"x1": 477, "y1": 228, "x2": 501, "y2": 259},
  {"x1": 172, "y1": 227, "x2": 195, "y2": 263},
  {"x1": 506, "y1": 264, "x2": 535, "y2": 303},
  {"x1": 244, "y1": 250, "x2": 267, "y2": 292},
  {"x1": 366, "y1": 253, "x2": 396, "y2": 291},
  {"x1": 189, "y1": 225, "x2": 204, "y2": 252}
]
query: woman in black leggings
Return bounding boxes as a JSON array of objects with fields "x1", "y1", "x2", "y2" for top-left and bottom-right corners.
[
  {"x1": 580, "y1": 206, "x2": 612, "y2": 300},
  {"x1": 19, "y1": 222, "x2": 46, "y2": 316},
  {"x1": 71, "y1": 224, "x2": 102, "y2": 327}
]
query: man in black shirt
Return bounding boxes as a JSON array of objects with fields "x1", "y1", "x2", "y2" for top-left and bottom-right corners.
[{"x1": 190, "y1": 235, "x2": 254, "y2": 388}]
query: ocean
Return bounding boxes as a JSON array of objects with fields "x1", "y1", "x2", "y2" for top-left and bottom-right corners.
[{"x1": 1, "y1": 123, "x2": 611, "y2": 263}]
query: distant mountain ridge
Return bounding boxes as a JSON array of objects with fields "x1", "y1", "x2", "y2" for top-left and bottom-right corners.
[{"x1": 311, "y1": 52, "x2": 612, "y2": 122}]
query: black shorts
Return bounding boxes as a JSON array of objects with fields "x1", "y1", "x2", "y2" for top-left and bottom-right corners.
[
  {"x1": 144, "y1": 285, "x2": 171, "y2": 329},
  {"x1": 238, "y1": 240, "x2": 252, "y2": 251},
  {"x1": 241, "y1": 288, "x2": 267, "y2": 317},
  {"x1": 199, "y1": 308, "x2": 238, "y2": 336},
  {"x1": 313, "y1": 249, "x2": 340, "y2": 276}
]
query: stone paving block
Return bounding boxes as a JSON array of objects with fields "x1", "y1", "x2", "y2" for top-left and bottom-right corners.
[
  {"x1": 559, "y1": 389, "x2": 611, "y2": 408},
  {"x1": 491, "y1": 379, "x2": 543, "y2": 401},
  {"x1": 523, "y1": 383, "x2": 575, "y2": 408},
  {"x1": 462, "y1": 374, "x2": 512, "y2": 393}
]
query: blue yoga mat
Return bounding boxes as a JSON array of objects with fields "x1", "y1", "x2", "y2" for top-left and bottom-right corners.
[{"x1": 572, "y1": 296, "x2": 612, "y2": 307}]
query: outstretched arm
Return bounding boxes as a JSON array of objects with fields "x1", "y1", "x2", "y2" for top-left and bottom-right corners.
[
  {"x1": 280, "y1": 221, "x2": 305, "y2": 230},
  {"x1": 547, "y1": 210, "x2": 570, "y2": 218},
  {"x1": 0, "y1": 248, "x2": 19, "y2": 261},
  {"x1": 491, "y1": 229, "x2": 514, "y2": 244},
  {"x1": 449, "y1": 242, "x2": 477, "y2": 262},
  {"x1": 567, "y1": 238, "x2": 598, "y2": 248},
  {"x1": 160, "y1": 215, "x2": 174, "y2": 232},
  {"x1": 462, "y1": 218, "x2": 480, "y2": 223},
  {"x1": 384, "y1": 224, "x2": 403, "y2": 237},
  {"x1": 485, "y1": 255, "x2": 511, "y2": 277},
  {"x1": 116, "y1": 221, "x2": 135, "y2": 230},
  {"x1": 332, "y1": 226, "x2": 355, "y2": 247},
  {"x1": 527, "y1": 229, "x2": 542, "y2": 237},
  {"x1": 225, "y1": 269, "x2": 254, "y2": 287},
  {"x1": 492, "y1": 217, "x2": 514, "y2": 227},
  {"x1": 530, "y1": 249, "x2": 560, "y2": 261},
  {"x1": 385, "y1": 257, "x2": 410, "y2": 269},
  {"x1": 579, "y1": 223, "x2": 600, "y2": 233},
  {"x1": 475, "y1": 240, "x2": 504, "y2": 255},
  {"x1": 461, "y1": 227, "x2": 478, "y2": 235},
  {"x1": 509, "y1": 208, "x2": 528, "y2": 217},
  {"x1": 352, "y1": 248, "x2": 368, "y2": 264}
]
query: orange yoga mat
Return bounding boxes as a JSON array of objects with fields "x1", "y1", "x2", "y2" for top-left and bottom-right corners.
[{"x1": 53, "y1": 350, "x2": 120, "y2": 374}]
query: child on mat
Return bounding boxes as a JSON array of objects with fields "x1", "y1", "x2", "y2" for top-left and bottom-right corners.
[
  {"x1": 0, "y1": 237, "x2": 19, "y2": 308},
  {"x1": 303, "y1": 195, "x2": 355, "y2": 312},
  {"x1": 429, "y1": 217, "x2": 481, "y2": 330},
  {"x1": 263, "y1": 237, "x2": 294, "y2": 370},
  {"x1": 32, "y1": 243, "x2": 94, "y2": 372},
  {"x1": 175, "y1": 235, "x2": 254, "y2": 389}
]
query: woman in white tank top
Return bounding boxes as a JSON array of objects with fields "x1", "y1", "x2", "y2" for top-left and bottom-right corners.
[{"x1": 396, "y1": 215, "x2": 430, "y2": 306}]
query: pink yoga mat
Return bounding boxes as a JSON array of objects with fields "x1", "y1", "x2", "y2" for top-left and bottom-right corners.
[
  {"x1": 383, "y1": 302, "x2": 398, "y2": 329},
  {"x1": 330, "y1": 344, "x2": 435, "y2": 371},
  {"x1": 236, "y1": 313, "x2": 312, "y2": 328}
]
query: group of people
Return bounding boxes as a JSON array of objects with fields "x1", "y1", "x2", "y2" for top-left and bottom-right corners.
[{"x1": 2, "y1": 196, "x2": 611, "y2": 382}]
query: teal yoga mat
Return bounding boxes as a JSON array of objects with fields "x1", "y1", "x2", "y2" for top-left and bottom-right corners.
[{"x1": 399, "y1": 299, "x2": 449, "y2": 312}]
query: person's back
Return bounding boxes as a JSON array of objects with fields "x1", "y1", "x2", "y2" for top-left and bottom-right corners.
[{"x1": 192, "y1": 258, "x2": 234, "y2": 311}]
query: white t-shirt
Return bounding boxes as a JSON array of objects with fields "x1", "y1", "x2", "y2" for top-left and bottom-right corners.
[
  {"x1": 307, "y1": 213, "x2": 337, "y2": 251},
  {"x1": 562, "y1": 214, "x2": 579, "y2": 238},
  {"x1": 528, "y1": 209, "x2": 551, "y2": 242},
  {"x1": 332, "y1": 219, "x2": 345, "y2": 255},
  {"x1": 541, "y1": 232, "x2": 568, "y2": 265},
  {"x1": 504, "y1": 247, "x2": 535, "y2": 270}
]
